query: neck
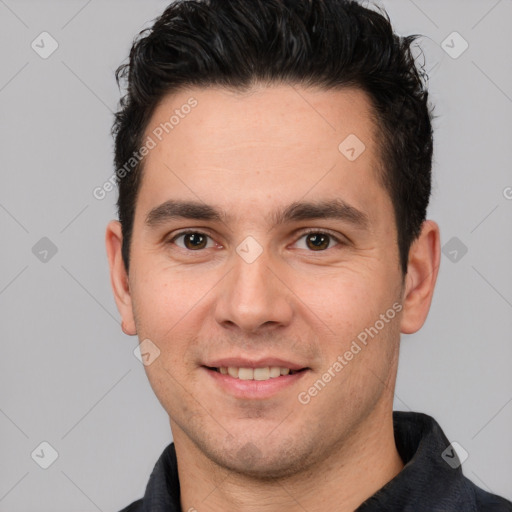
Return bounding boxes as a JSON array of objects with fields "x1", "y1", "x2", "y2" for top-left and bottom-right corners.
[{"x1": 173, "y1": 405, "x2": 404, "y2": 512}]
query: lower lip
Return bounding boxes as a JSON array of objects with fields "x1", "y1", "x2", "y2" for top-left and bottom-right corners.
[{"x1": 203, "y1": 367, "x2": 309, "y2": 399}]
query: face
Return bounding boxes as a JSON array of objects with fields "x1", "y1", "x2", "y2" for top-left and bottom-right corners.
[{"x1": 107, "y1": 84, "x2": 436, "y2": 478}]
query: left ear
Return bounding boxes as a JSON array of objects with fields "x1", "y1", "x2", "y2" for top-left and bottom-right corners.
[{"x1": 400, "y1": 220, "x2": 441, "y2": 334}]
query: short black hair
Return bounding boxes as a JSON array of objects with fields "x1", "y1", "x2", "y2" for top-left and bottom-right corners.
[{"x1": 112, "y1": 0, "x2": 434, "y2": 276}]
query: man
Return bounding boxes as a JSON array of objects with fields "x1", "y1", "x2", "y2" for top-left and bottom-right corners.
[{"x1": 106, "y1": 0, "x2": 512, "y2": 510}]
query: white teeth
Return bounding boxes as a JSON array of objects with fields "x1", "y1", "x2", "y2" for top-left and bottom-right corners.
[
  {"x1": 238, "y1": 368, "x2": 253, "y2": 380},
  {"x1": 253, "y1": 367, "x2": 269, "y2": 380},
  {"x1": 217, "y1": 366, "x2": 300, "y2": 381},
  {"x1": 269, "y1": 366, "x2": 281, "y2": 378}
]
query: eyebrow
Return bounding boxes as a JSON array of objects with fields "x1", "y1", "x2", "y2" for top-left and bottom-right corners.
[{"x1": 145, "y1": 198, "x2": 370, "y2": 230}]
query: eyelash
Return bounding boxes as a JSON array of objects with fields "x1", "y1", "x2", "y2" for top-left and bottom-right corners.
[{"x1": 167, "y1": 228, "x2": 346, "y2": 252}]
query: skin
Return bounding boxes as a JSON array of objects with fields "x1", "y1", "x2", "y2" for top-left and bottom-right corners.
[{"x1": 106, "y1": 84, "x2": 440, "y2": 511}]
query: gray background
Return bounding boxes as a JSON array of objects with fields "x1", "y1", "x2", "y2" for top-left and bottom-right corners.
[{"x1": 1, "y1": 0, "x2": 511, "y2": 510}]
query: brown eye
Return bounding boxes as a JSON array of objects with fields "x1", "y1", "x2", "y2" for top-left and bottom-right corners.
[
  {"x1": 305, "y1": 233, "x2": 330, "y2": 251},
  {"x1": 171, "y1": 231, "x2": 213, "y2": 250},
  {"x1": 294, "y1": 231, "x2": 343, "y2": 251}
]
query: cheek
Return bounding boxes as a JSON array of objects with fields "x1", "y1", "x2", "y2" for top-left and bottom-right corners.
[
  {"x1": 133, "y1": 272, "x2": 206, "y2": 404},
  {"x1": 292, "y1": 266, "x2": 390, "y2": 335},
  {"x1": 130, "y1": 269, "x2": 202, "y2": 345}
]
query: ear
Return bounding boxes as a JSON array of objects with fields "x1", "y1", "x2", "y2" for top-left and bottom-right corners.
[
  {"x1": 105, "y1": 220, "x2": 137, "y2": 335},
  {"x1": 400, "y1": 220, "x2": 441, "y2": 334}
]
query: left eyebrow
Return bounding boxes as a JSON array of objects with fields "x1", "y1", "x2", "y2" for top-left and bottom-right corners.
[
  {"x1": 271, "y1": 198, "x2": 370, "y2": 230},
  {"x1": 144, "y1": 198, "x2": 370, "y2": 231}
]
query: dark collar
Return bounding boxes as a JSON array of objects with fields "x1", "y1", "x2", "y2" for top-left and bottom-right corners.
[
  {"x1": 357, "y1": 411, "x2": 477, "y2": 510},
  {"x1": 133, "y1": 411, "x2": 511, "y2": 512}
]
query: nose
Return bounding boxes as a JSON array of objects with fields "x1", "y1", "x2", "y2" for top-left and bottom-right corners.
[{"x1": 213, "y1": 243, "x2": 294, "y2": 335}]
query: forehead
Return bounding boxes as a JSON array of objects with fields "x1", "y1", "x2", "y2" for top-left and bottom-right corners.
[
  {"x1": 145, "y1": 83, "x2": 380, "y2": 159},
  {"x1": 136, "y1": 84, "x2": 390, "y2": 228}
]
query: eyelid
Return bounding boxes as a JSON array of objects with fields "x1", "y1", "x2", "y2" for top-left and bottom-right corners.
[
  {"x1": 291, "y1": 228, "x2": 348, "y2": 252},
  {"x1": 294, "y1": 227, "x2": 347, "y2": 245},
  {"x1": 168, "y1": 229, "x2": 220, "y2": 249}
]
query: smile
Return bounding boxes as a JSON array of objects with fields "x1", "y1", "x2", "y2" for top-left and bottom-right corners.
[
  {"x1": 209, "y1": 366, "x2": 306, "y2": 381},
  {"x1": 202, "y1": 365, "x2": 310, "y2": 399}
]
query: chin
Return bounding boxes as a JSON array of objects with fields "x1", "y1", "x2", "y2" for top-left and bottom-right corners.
[{"x1": 204, "y1": 438, "x2": 315, "y2": 480}]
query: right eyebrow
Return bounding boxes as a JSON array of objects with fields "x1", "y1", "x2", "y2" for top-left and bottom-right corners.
[{"x1": 145, "y1": 200, "x2": 226, "y2": 227}]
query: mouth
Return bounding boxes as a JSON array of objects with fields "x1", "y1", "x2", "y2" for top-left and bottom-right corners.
[
  {"x1": 201, "y1": 362, "x2": 310, "y2": 400},
  {"x1": 205, "y1": 365, "x2": 308, "y2": 381}
]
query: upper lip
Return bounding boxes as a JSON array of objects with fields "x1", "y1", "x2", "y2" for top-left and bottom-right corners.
[{"x1": 203, "y1": 357, "x2": 308, "y2": 371}]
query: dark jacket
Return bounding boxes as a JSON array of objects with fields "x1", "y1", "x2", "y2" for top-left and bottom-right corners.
[{"x1": 119, "y1": 411, "x2": 512, "y2": 511}]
